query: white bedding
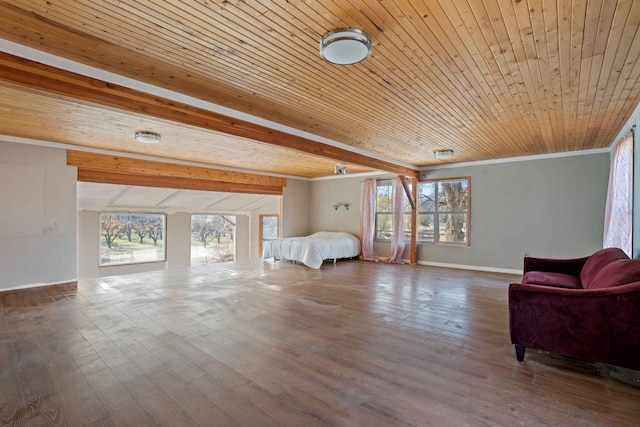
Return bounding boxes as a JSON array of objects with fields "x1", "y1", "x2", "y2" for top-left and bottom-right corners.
[{"x1": 263, "y1": 231, "x2": 361, "y2": 269}]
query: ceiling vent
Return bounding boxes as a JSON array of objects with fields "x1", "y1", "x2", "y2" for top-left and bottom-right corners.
[{"x1": 434, "y1": 149, "x2": 454, "y2": 159}]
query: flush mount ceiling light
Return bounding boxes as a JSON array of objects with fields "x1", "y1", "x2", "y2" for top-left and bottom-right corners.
[
  {"x1": 320, "y1": 28, "x2": 372, "y2": 65},
  {"x1": 334, "y1": 162, "x2": 349, "y2": 175},
  {"x1": 434, "y1": 149, "x2": 454, "y2": 159},
  {"x1": 135, "y1": 131, "x2": 161, "y2": 144}
]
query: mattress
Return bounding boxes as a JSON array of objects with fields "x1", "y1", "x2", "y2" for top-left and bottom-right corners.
[{"x1": 263, "y1": 231, "x2": 361, "y2": 269}]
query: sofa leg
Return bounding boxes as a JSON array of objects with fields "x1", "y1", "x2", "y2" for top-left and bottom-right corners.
[{"x1": 515, "y1": 344, "x2": 526, "y2": 362}]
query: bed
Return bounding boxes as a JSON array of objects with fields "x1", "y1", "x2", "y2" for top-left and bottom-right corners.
[{"x1": 263, "y1": 231, "x2": 361, "y2": 269}]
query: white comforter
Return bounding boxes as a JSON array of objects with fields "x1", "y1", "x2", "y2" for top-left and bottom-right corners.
[{"x1": 263, "y1": 231, "x2": 361, "y2": 269}]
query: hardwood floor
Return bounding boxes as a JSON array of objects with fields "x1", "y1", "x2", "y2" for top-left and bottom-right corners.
[{"x1": 1, "y1": 259, "x2": 639, "y2": 426}]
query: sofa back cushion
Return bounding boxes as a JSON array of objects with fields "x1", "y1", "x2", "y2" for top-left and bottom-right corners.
[
  {"x1": 521, "y1": 271, "x2": 582, "y2": 288},
  {"x1": 587, "y1": 258, "x2": 640, "y2": 289},
  {"x1": 580, "y1": 248, "x2": 629, "y2": 288}
]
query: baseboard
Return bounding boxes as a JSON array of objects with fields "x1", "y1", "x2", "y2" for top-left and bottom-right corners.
[
  {"x1": 1, "y1": 279, "x2": 78, "y2": 292},
  {"x1": 374, "y1": 257, "x2": 521, "y2": 275},
  {"x1": 416, "y1": 260, "x2": 521, "y2": 275}
]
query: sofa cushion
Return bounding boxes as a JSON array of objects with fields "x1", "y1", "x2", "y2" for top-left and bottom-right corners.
[
  {"x1": 579, "y1": 248, "x2": 629, "y2": 289},
  {"x1": 586, "y1": 258, "x2": 640, "y2": 289},
  {"x1": 522, "y1": 271, "x2": 582, "y2": 289}
]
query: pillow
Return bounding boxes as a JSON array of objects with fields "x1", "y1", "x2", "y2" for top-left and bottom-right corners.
[
  {"x1": 587, "y1": 259, "x2": 640, "y2": 289},
  {"x1": 580, "y1": 248, "x2": 628, "y2": 288}
]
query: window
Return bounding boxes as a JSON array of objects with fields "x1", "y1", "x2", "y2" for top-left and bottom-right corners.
[
  {"x1": 375, "y1": 180, "x2": 412, "y2": 241},
  {"x1": 375, "y1": 181, "x2": 394, "y2": 240},
  {"x1": 259, "y1": 215, "x2": 279, "y2": 256},
  {"x1": 375, "y1": 177, "x2": 470, "y2": 245},
  {"x1": 191, "y1": 214, "x2": 236, "y2": 265},
  {"x1": 603, "y1": 131, "x2": 633, "y2": 255},
  {"x1": 99, "y1": 213, "x2": 166, "y2": 266},
  {"x1": 418, "y1": 178, "x2": 470, "y2": 245}
]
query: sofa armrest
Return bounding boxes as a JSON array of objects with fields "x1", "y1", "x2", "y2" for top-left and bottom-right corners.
[
  {"x1": 523, "y1": 255, "x2": 589, "y2": 275},
  {"x1": 508, "y1": 281, "x2": 640, "y2": 370}
]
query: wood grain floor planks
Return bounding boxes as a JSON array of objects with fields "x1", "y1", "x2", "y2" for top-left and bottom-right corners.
[{"x1": 1, "y1": 259, "x2": 639, "y2": 426}]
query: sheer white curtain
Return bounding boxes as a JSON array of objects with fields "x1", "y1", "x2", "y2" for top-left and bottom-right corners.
[
  {"x1": 387, "y1": 176, "x2": 406, "y2": 264},
  {"x1": 360, "y1": 178, "x2": 378, "y2": 261},
  {"x1": 603, "y1": 130, "x2": 633, "y2": 256}
]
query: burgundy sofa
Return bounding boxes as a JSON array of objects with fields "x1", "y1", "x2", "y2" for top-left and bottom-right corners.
[{"x1": 509, "y1": 247, "x2": 640, "y2": 371}]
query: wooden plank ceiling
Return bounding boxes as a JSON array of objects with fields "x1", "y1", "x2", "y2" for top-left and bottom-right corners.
[{"x1": 0, "y1": 0, "x2": 639, "y2": 178}]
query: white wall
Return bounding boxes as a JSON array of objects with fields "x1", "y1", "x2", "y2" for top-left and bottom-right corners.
[
  {"x1": 308, "y1": 152, "x2": 610, "y2": 272},
  {"x1": 0, "y1": 141, "x2": 77, "y2": 290},
  {"x1": 282, "y1": 179, "x2": 310, "y2": 237},
  {"x1": 309, "y1": 176, "x2": 363, "y2": 237},
  {"x1": 166, "y1": 212, "x2": 191, "y2": 268},
  {"x1": 419, "y1": 152, "x2": 609, "y2": 270},
  {"x1": 235, "y1": 215, "x2": 250, "y2": 260}
]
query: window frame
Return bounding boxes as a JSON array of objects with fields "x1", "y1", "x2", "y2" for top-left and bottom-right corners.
[
  {"x1": 374, "y1": 180, "x2": 395, "y2": 241},
  {"x1": 374, "y1": 180, "x2": 414, "y2": 242},
  {"x1": 99, "y1": 212, "x2": 167, "y2": 267},
  {"x1": 259, "y1": 214, "x2": 280, "y2": 256},
  {"x1": 190, "y1": 213, "x2": 237, "y2": 265},
  {"x1": 417, "y1": 177, "x2": 471, "y2": 247}
]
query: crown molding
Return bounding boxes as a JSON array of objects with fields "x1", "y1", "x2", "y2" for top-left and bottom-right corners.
[{"x1": 419, "y1": 147, "x2": 610, "y2": 173}]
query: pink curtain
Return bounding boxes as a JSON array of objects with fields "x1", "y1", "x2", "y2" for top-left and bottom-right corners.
[
  {"x1": 360, "y1": 178, "x2": 378, "y2": 261},
  {"x1": 387, "y1": 176, "x2": 405, "y2": 264},
  {"x1": 603, "y1": 130, "x2": 633, "y2": 256}
]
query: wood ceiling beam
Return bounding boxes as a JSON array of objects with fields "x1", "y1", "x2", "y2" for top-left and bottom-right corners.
[
  {"x1": 0, "y1": 52, "x2": 417, "y2": 178},
  {"x1": 77, "y1": 169, "x2": 283, "y2": 195},
  {"x1": 68, "y1": 151, "x2": 286, "y2": 194}
]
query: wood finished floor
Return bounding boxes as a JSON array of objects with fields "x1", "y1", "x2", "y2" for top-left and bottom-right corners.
[{"x1": 1, "y1": 259, "x2": 639, "y2": 426}]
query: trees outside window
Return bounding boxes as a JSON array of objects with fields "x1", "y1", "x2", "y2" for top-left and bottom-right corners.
[
  {"x1": 418, "y1": 178, "x2": 470, "y2": 245},
  {"x1": 375, "y1": 182, "x2": 394, "y2": 240},
  {"x1": 375, "y1": 180, "x2": 413, "y2": 241},
  {"x1": 99, "y1": 213, "x2": 166, "y2": 266},
  {"x1": 191, "y1": 214, "x2": 236, "y2": 265},
  {"x1": 374, "y1": 177, "x2": 469, "y2": 245}
]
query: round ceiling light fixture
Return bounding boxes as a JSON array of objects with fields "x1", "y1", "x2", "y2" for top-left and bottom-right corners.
[
  {"x1": 135, "y1": 131, "x2": 161, "y2": 144},
  {"x1": 434, "y1": 149, "x2": 454, "y2": 159},
  {"x1": 320, "y1": 28, "x2": 372, "y2": 65}
]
